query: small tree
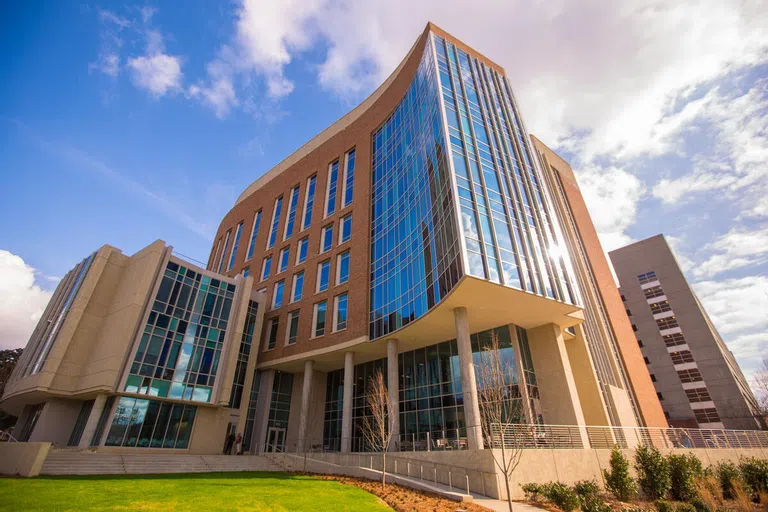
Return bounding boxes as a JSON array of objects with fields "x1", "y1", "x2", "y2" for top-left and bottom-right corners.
[
  {"x1": 604, "y1": 446, "x2": 637, "y2": 502},
  {"x1": 477, "y1": 331, "x2": 525, "y2": 512},
  {"x1": 359, "y1": 369, "x2": 395, "y2": 488},
  {"x1": 754, "y1": 358, "x2": 768, "y2": 423},
  {"x1": 634, "y1": 444, "x2": 671, "y2": 500}
]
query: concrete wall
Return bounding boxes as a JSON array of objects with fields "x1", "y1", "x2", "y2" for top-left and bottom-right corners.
[
  {"x1": 0, "y1": 442, "x2": 51, "y2": 477},
  {"x1": 28, "y1": 398, "x2": 83, "y2": 448}
]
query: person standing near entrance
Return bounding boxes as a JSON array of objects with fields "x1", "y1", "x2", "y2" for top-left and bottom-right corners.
[
  {"x1": 223, "y1": 431, "x2": 235, "y2": 454},
  {"x1": 235, "y1": 433, "x2": 243, "y2": 455}
]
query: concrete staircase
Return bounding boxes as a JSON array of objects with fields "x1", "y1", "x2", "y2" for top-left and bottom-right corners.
[{"x1": 40, "y1": 450, "x2": 284, "y2": 475}]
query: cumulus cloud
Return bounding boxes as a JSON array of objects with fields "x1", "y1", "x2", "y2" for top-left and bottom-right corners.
[
  {"x1": 128, "y1": 54, "x2": 182, "y2": 97},
  {"x1": 0, "y1": 251, "x2": 54, "y2": 350},
  {"x1": 693, "y1": 225, "x2": 768, "y2": 278}
]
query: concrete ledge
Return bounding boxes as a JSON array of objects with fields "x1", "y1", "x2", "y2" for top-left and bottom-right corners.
[{"x1": 0, "y1": 442, "x2": 52, "y2": 477}]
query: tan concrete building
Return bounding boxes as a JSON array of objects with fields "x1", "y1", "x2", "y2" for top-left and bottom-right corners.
[
  {"x1": 609, "y1": 234, "x2": 763, "y2": 430},
  {"x1": 3, "y1": 23, "x2": 668, "y2": 455}
]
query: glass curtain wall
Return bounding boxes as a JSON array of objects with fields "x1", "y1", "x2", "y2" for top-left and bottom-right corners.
[
  {"x1": 433, "y1": 34, "x2": 579, "y2": 305},
  {"x1": 323, "y1": 369, "x2": 344, "y2": 451},
  {"x1": 243, "y1": 370, "x2": 262, "y2": 452},
  {"x1": 370, "y1": 35, "x2": 463, "y2": 340},
  {"x1": 105, "y1": 396, "x2": 196, "y2": 449},
  {"x1": 229, "y1": 300, "x2": 259, "y2": 409}
]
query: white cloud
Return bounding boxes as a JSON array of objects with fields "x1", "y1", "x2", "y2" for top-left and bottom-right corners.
[
  {"x1": 128, "y1": 54, "x2": 182, "y2": 97},
  {"x1": 90, "y1": 52, "x2": 120, "y2": 77},
  {"x1": 693, "y1": 225, "x2": 768, "y2": 278},
  {"x1": 0, "y1": 251, "x2": 54, "y2": 351}
]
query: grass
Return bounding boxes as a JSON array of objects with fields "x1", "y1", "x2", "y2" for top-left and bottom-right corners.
[{"x1": 0, "y1": 472, "x2": 393, "y2": 511}]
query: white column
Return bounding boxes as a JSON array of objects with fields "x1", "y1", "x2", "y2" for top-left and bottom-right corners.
[
  {"x1": 455, "y1": 306, "x2": 483, "y2": 450},
  {"x1": 77, "y1": 394, "x2": 109, "y2": 448},
  {"x1": 297, "y1": 360, "x2": 314, "y2": 452},
  {"x1": 387, "y1": 339, "x2": 399, "y2": 451},
  {"x1": 341, "y1": 351, "x2": 354, "y2": 452}
]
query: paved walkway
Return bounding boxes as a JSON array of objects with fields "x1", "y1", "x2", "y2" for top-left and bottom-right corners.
[{"x1": 472, "y1": 497, "x2": 544, "y2": 512}]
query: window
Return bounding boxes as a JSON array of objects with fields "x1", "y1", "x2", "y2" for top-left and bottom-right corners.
[
  {"x1": 324, "y1": 160, "x2": 339, "y2": 217},
  {"x1": 336, "y1": 251, "x2": 350, "y2": 285},
  {"x1": 650, "y1": 300, "x2": 673, "y2": 315},
  {"x1": 637, "y1": 271, "x2": 657, "y2": 285},
  {"x1": 626, "y1": 309, "x2": 632, "y2": 316},
  {"x1": 677, "y1": 368, "x2": 703, "y2": 383},
  {"x1": 302, "y1": 175, "x2": 316, "y2": 230},
  {"x1": 694, "y1": 408, "x2": 721, "y2": 424},
  {"x1": 245, "y1": 210, "x2": 262, "y2": 261},
  {"x1": 320, "y1": 224, "x2": 333, "y2": 253},
  {"x1": 228, "y1": 222, "x2": 243, "y2": 271},
  {"x1": 663, "y1": 332, "x2": 686, "y2": 347},
  {"x1": 341, "y1": 148, "x2": 355, "y2": 208},
  {"x1": 296, "y1": 237, "x2": 308, "y2": 265},
  {"x1": 278, "y1": 247, "x2": 290, "y2": 273},
  {"x1": 650, "y1": 374, "x2": 657, "y2": 382},
  {"x1": 266, "y1": 319, "x2": 279, "y2": 350},
  {"x1": 656, "y1": 316, "x2": 680, "y2": 330},
  {"x1": 272, "y1": 280, "x2": 284, "y2": 309},
  {"x1": 621, "y1": 294, "x2": 626, "y2": 302},
  {"x1": 291, "y1": 271, "x2": 304, "y2": 302},
  {"x1": 313, "y1": 301, "x2": 327, "y2": 337},
  {"x1": 339, "y1": 214, "x2": 352, "y2": 244},
  {"x1": 644, "y1": 286, "x2": 665, "y2": 299},
  {"x1": 266, "y1": 196, "x2": 283, "y2": 249},
  {"x1": 286, "y1": 311, "x2": 300, "y2": 345},
  {"x1": 632, "y1": 324, "x2": 638, "y2": 332},
  {"x1": 333, "y1": 293, "x2": 348, "y2": 331},
  {"x1": 638, "y1": 340, "x2": 644, "y2": 348},
  {"x1": 283, "y1": 185, "x2": 300, "y2": 240},
  {"x1": 657, "y1": 392, "x2": 664, "y2": 401},
  {"x1": 317, "y1": 260, "x2": 330, "y2": 292},
  {"x1": 685, "y1": 387, "x2": 712, "y2": 403},
  {"x1": 260, "y1": 256, "x2": 272, "y2": 281},
  {"x1": 644, "y1": 356, "x2": 651, "y2": 364},
  {"x1": 670, "y1": 350, "x2": 695, "y2": 365},
  {"x1": 242, "y1": 267, "x2": 250, "y2": 277},
  {"x1": 209, "y1": 239, "x2": 220, "y2": 271},
  {"x1": 217, "y1": 230, "x2": 231, "y2": 273}
]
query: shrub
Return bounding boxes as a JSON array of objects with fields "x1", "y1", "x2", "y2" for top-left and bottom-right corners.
[
  {"x1": 739, "y1": 456, "x2": 768, "y2": 499},
  {"x1": 654, "y1": 500, "x2": 674, "y2": 512},
  {"x1": 635, "y1": 445, "x2": 671, "y2": 500},
  {"x1": 674, "y1": 503, "x2": 696, "y2": 512},
  {"x1": 668, "y1": 453, "x2": 704, "y2": 501},
  {"x1": 715, "y1": 461, "x2": 741, "y2": 499},
  {"x1": 574, "y1": 479, "x2": 601, "y2": 498},
  {"x1": 693, "y1": 475, "x2": 721, "y2": 512},
  {"x1": 521, "y1": 483, "x2": 542, "y2": 501},
  {"x1": 580, "y1": 493, "x2": 612, "y2": 512},
  {"x1": 604, "y1": 446, "x2": 637, "y2": 502},
  {"x1": 541, "y1": 482, "x2": 580, "y2": 512},
  {"x1": 732, "y1": 480, "x2": 753, "y2": 511}
]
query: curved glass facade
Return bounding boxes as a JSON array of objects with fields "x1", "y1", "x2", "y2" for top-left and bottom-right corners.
[{"x1": 370, "y1": 38, "x2": 463, "y2": 340}]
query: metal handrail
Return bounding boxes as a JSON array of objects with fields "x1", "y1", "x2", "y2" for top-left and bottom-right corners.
[{"x1": 0, "y1": 431, "x2": 19, "y2": 443}]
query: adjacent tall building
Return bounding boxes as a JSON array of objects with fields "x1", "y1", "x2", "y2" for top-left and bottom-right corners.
[
  {"x1": 4, "y1": 23, "x2": 673, "y2": 454},
  {"x1": 610, "y1": 235, "x2": 763, "y2": 430}
]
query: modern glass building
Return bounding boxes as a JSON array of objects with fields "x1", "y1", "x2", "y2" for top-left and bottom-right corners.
[{"x1": 2, "y1": 24, "x2": 669, "y2": 455}]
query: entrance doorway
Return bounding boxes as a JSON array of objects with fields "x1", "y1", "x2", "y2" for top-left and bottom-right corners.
[{"x1": 266, "y1": 427, "x2": 286, "y2": 453}]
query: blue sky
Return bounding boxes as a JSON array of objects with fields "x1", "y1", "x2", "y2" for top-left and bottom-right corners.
[{"x1": 1, "y1": 1, "x2": 766, "y2": 385}]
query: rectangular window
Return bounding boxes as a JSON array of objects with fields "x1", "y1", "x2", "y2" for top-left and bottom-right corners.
[
  {"x1": 324, "y1": 160, "x2": 339, "y2": 217},
  {"x1": 670, "y1": 350, "x2": 695, "y2": 365},
  {"x1": 260, "y1": 256, "x2": 272, "y2": 281},
  {"x1": 291, "y1": 271, "x2": 304, "y2": 302},
  {"x1": 685, "y1": 387, "x2": 712, "y2": 403},
  {"x1": 341, "y1": 148, "x2": 355, "y2": 208},
  {"x1": 339, "y1": 214, "x2": 352, "y2": 244},
  {"x1": 694, "y1": 408, "x2": 721, "y2": 424},
  {"x1": 677, "y1": 368, "x2": 703, "y2": 383},
  {"x1": 227, "y1": 222, "x2": 243, "y2": 271},
  {"x1": 296, "y1": 237, "x2": 308, "y2": 265},
  {"x1": 266, "y1": 319, "x2": 279, "y2": 350},
  {"x1": 302, "y1": 175, "x2": 316, "y2": 230},
  {"x1": 317, "y1": 260, "x2": 330, "y2": 292},
  {"x1": 272, "y1": 280, "x2": 284, "y2": 309},
  {"x1": 267, "y1": 196, "x2": 283, "y2": 249},
  {"x1": 242, "y1": 267, "x2": 250, "y2": 277},
  {"x1": 217, "y1": 230, "x2": 231, "y2": 273},
  {"x1": 637, "y1": 271, "x2": 657, "y2": 285},
  {"x1": 644, "y1": 285, "x2": 665, "y2": 299},
  {"x1": 333, "y1": 293, "x2": 348, "y2": 331},
  {"x1": 650, "y1": 300, "x2": 673, "y2": 314},
  {"x1": 320, "y1": 224, "x2": 333, "y2": 253},
  {"x1": 663, "y1": 332, "x2": 686, "y2": 347},
  {"x1": 245, "y1": 210, "x2": 262, "y2": 261},
  {"x1": 336, "y1": 251, "x2": 350, "y2": 285},
  {"x1": 313, "y1": 301, "x2": 327, "y2": 337},
  {"x1": 278, "y1": 247, "x2": 290, "y2": 273},
  {"x1": 656, "y1": 316, "x2": 680, "y2": 330},
  {"x1": 286, "y1": 311, "x2": 300, "y2": 345},
  {"x1": 209, "y1": 238, "x2": 220, "y2": 271},
  {"x1": 283, "y1": 185, "x2": 300, "y2": 240}
]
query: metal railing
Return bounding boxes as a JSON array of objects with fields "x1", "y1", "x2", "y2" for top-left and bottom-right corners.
[{"x1": 0, "y1": 431, "x2": 18, "y2": 443}]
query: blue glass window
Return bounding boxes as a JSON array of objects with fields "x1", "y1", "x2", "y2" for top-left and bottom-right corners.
[
  {"x1": 321, "y1": 224, "x2": 333, "y2": 253},
  {"x1": 242, "y1": 267, "x2": 250, "y2": 277},
  {"x1": 227, "y1": 222, "x2": 243, "y2": 271},
  {"x1": 283, "y1": 185, "x2": 300, "y2": 240},
  {"x1": 324, "y1": 161, "x2": 339, "y2": 217},
  {"x1": 267, "y1": 196, "x2": 283, "y2": 250},
  {"x1": 245, "y1": 210, "x2": 262, "y2": 261},
  {"x1": 314, "y1": 301, "x2": 327, "y2": 337},
  {"x1": 217, "y1": 230, "x2": 231, "y2": 273},
  {"x1": 302, "y1": 175, "x2": 316, "y2": 230},
  {"x1": 339, "y1": 214, "x2": 352, "y2": 244},
  {"x1": 272, "y1": 280, "x2": 284, "y2": 309},
  {"x1": 292, "y1": 271, "x2": 304, "y2": 302},
  {"x1": 266, "y1": 318, "x2": 279, "y2": 350},
  {"x1": 336, "y1": 251, "x2": 350, "y2": 285},
  {"x1": 317, "y1": 260, "x2": 330, "y2": 292},
  {"x1": 342, "y1": 149, "x2": 355, "y2": 208},
  {"x1": 334, "y1": 293, "x2": 348, "y2": 331},
  {"x1": 261, "y1": 256, "x2": 272, "y2": 281},
  {"x1": 105, "y1": 397, "x2": 196, "y2": 449},
  {"x1": 278, "y1": 247, "x2": 290, "y2": 273},
  {"x1": 296, "y1": 237, "x2": 309, "y2": 265},
  {"x1": 287, "y1": 311, "x2": 300, "y2": 345}
]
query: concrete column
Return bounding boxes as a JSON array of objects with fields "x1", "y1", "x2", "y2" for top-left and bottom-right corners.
[
  {"x1": 454, "y1": 307, "x2": 483, "y2": 450},
  {"x1": 387, "y1": 339, "x2": 400, "y2": 451},
  {"x1": 341, "y1": 351, "x2": 355, "y2": 452},
  {"x1": 253, "y1": 370, "x2": 275, "y2": 454},
  {"x1": 297, "y1": 360, "x2": 314, "y2": 452},
  {"x1": 566, "y1": 325, "x2": 611, "y2": 426},
  {"x1": 78, "y1": 394, "x2": 109, "y2": 448}
]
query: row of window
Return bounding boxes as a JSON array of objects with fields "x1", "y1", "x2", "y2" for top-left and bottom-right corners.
[
  {"x1": 210, "y1": 148, "x2": 355, "y2": 274},
  {"x1": 637, "y1": 271, "x2": 657, "y2": 285},
  {"x1": 267, "y1": 251, "x2": 351, "y2": 310},
  {"x1": 644, "y1": 286, "x2": 665, "y2": 299},
  {"x1": 263, "y1": 292, "x2": 349, "y2": 350},
  {"x1": 656, "y1": 316, "x2": 680, "y2": 330}
]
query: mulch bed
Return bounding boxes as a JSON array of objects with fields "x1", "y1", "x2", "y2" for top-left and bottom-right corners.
[{"x1": 309, "y1": 473, "x2": 494, "y2": 512}]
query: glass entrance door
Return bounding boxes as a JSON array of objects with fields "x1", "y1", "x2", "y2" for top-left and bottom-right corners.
[{"x1": 266, "y1": 427, "x2": 286, "y2": 452}]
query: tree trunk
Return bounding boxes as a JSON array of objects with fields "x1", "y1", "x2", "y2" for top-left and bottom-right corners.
[
  {"x1": 382, "y1": 452, "x2": 387, "y2": 488},
  {"x1": 504, "y1": 476, "x2": 514, "y2": 512}
]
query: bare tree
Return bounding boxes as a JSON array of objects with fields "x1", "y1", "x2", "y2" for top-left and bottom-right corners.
[
  {"x1": 360, "y1": 368, "x2": 396, "y2": 488},
  {"x1": 477, "y1": 331, "x2": 526, "y2": 512},
  {"x1": 754, "y1": 358, "x2": 768, "y2": 419}
]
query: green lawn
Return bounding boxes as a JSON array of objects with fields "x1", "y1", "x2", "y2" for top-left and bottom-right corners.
[{"x1": 0, "y1": 472, "x2": 392, "y2": 511}]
